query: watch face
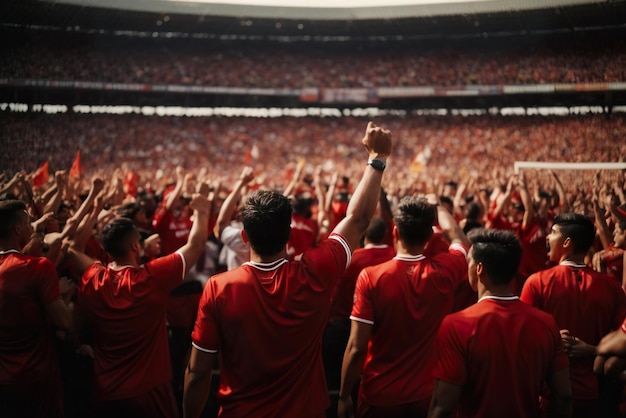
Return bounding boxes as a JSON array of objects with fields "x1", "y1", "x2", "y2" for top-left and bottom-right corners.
[{"x1": 369, "y1": 159, "x2": 386, "y2": 170}]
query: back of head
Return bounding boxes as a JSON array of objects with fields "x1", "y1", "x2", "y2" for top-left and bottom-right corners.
[
  {"x1": 0, "y1": 199, "x2": 27, "y2": 240},
  {"x1": 553, "y1": 212, "x2": 596, "y2": 254},
  {"x1": 468, "y1": 228, "x2": 522, "y2": 287},
  {"x1": 393, "y1": 196, "x2": 436, "y2": 247},
  {"x1": 100, "y1": 217, "x2": 138, "y2": 259},
  {"x1": 364, "y1": 216, "x2": 387, "y2": 244},
  {"x1": 241, "y1": 190, "x2": 292, "y2": 256}
]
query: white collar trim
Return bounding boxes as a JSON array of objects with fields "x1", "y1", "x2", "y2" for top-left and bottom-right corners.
[
  {"x1": 478, "y1": 295, "x2": 520, "y2": 303},
  {"x1": 244, "y1": 258, "x2": 288, "y2": 271},
  {"x1": 0, "y1": 249, "x2": 20, "y2": 255}
]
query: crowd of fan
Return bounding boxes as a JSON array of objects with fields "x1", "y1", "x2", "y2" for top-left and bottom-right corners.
[
  {"x1": 2, "y1": 28, "x2": 625, "y2": 88},
  {"x1": 2, "y1": 113, "x2": 626, "y2": 418},
  {"x1": 2, "y1": 112, "x2": 625, "y2": 216}
]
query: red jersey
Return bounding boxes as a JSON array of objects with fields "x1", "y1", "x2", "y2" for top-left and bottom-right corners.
[
  {"x1": 433, "y1": 297, "x2": 569, "y2": 418},
  {"x1": 286, "y1": 214, "x2": 319, "y2": 260},
  {"x1": 191, "y1": 233, "x2": 351, "y2": 418},
  {"x1": 329, "y1": 244, "x2": 395, "y2": 322},
  {"x1": 517, "y1": 216, "x2": 549, "y2": 278},
  {"x1": 0, "y1": 251, "x2": 61, "y2": 385},
  {"x1": 152, "y1": 207, "x2": 192, "y2": 256},
  {"x1": 350, "y1": 244, "x2": 468, "y2": 406},
  {"x1": 78, "y1": 252, "x2": 185, "y2": 401},
  {"x1": 521, "y1": 263, "x2": 626, "y2": 402}
]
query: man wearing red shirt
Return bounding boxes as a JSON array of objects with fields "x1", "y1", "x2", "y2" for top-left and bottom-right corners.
[
  {"x1": 0, "y1": 200, "x2": 74, "y2": 418},
  {"x1": 183, "y1": 121, "x2": 393, "y2": 418},
  {"x1": 338, "y1": 197, "x2": 469, "y2": 418},
  {"x1": 521, "y1": 212, "x2": 626, "y2": 418},
  {"x1": 429, "y1": 229, "x2": 572, "y2": 418},
  {"x1": 323, "y1": 216, "x2": 395, "y2": 391},
  {"x1": 69, "y1": 194, "x2": 211, "y2": 417}
]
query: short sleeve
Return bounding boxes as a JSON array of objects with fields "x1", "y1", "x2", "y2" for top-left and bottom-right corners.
[
  {"x1": 144, "y1": 252, "x2": 185, "y2": 292},
  {"x1": 299, "y1": 233, "x2": 351, "y2": 292},
  {"x1": 350, "y1": 269, "x2": 374, "y2": 325},
  {"x1": 432, "y1": 315, "x2": 467, "y2": 386},
  {"x1": 36, "y1": 257, "x2": 61, "y2": 305},
  {"x1": 520, "y1": 274, "x2": 541, "y2": 307},
  {"x1": 191, "y1": 281, "x2": 220, "y2": 353}
]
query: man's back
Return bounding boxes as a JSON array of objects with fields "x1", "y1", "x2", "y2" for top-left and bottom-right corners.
[
  {"x1": 0, "y1": 252, "x2": 60, "y2": 383},
  {"x1": 78, "y1": 252, "x2": 184, "y2": 401},
  {"x1": 434, "y1": 298, "x2": 568, "y2": 418},
  {"x1": 192, "y1": 233, "x2": 350, "y2": 417},
  {"x1": 351, "y1": 244, "x2": 467, "y2": 405},
  {"x1": 521, "y1": 263, "x2": 626, "y2": 401}
]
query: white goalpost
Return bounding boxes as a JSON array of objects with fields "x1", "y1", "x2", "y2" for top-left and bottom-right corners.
[{"x1": 514, "y1": 161, "x2": 626, "y2": 174}]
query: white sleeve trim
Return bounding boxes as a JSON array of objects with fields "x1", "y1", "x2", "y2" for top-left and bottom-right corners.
[
  {"x1": 349, "y1": 315, "x2": 374, "y2": 325},
  {"x1": 330, "y1": 233, "x2": 352, "y2": 269},
  {"x1": 175, "y1": 250, "x2": 186, "y2": 281},
  {"x1": 192, "y1": 342, "x2": 218, "y2": 354},
  {"x1": 449, "y1": 243, "x2": 468, "y2": 259}
]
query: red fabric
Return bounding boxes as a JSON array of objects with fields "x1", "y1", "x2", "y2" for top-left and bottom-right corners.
[
  {"x1": 433, "y1": 298, "x2": 569, "y2": 418},
  {"x1": 0, "y1": 252, "x2": 61, "y2": 385},
  {"x1": 329, "y1": 245, "x2": 395, "y2": 322},
  {"x1": 32, "y1": 161, "x2": 49, "y2": 188},
  {"x1": 192, "y1": 234, "x2": 351, "y2": 418},
  {"x1": 152, "y1": 207, "x2": 192, "y2": 256},
  {"x1": 521, "y1": 264, "x2": 626, "y2": 402},
  {"x1": 78, "y1": 253, "x2": 184, "y2": 401},
  {"x1": 69, "y1": 150, "x2": 82, "y2": 178},
  {"x1": 350, "y1": 244, "x2": 468, "y2": 406},
  {"x1": 123, "y1": 170, "x2": 139, "y2": 198},
  {"x1": 601, "y1": 246, "x2": 625, "y2": 284},
  {"x1": 286, "y1": 214, "x2": 319, "y2": 260}
]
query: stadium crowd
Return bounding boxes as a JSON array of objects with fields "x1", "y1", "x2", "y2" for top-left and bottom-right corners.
[
  {"x1": 2, "y1": 28, "x2": 626, "y2": 87},
  {"x1": 2, "y1": 113, "x2": 626, "y2": 418}
]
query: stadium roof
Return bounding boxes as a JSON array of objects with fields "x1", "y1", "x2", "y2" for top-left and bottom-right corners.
[
  {"x1": 30, "y1": 0, "x2": 619, "y2": 20},
  {"x1": 2, "y1": 0, "x2": 626, "y2": 37}
]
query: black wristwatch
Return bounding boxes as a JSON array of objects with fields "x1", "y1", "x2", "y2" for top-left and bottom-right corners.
[{"x1": 368, "y1": 159, "x2": 386, "y2": 171}]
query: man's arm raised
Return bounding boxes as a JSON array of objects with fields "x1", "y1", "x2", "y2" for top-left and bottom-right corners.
[{"x1": 333, "y1": 122, "x2": 393, "y2": 252}]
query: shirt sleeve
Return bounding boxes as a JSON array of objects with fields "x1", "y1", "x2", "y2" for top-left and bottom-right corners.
[
  {"x1": 350, "y1": 268, "x2": 374, "y2": 325},
  {"x1": 191, "y1": 280, "x2": 219, "y2": 353},
  {"x1": 519, "y1": 274, "x2": 541, "y2": 307},
  {"x1": 144, "y1": 252, "x2": 185, "y2": 292},
  {"x1": 35, "y1": 257, "x2": 61, "y2": 305},
  {"x1": 299, "y1": 232, "x2": 351, "y2": 292},
  {"x1": 432, "y1": 314, "x2": 467, "y2": 386}
]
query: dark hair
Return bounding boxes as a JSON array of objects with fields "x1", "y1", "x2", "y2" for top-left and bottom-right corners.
[
  {"x1": 465, "y1": 201, "x2": 484, "y2": 221},
  {"x1": 468, "y1": 228, "x2": 522, "y2": 286},
  {"x1": 393, "y1": 196, "x2": 436, "y2": 247},
  {"x1": 553, "y1": 212, "x2": 596, "y2": 254},
  {"x1": 117, "y1": 202, "x2": 144, "y2": 220},
  {"x1": 0, "y1": 200, "x2": 27, "y2": 239},
  {"x1": 292, "y1": 194, "x2": 314, "y2": 218},
  {"x1": 241, "y1": 190, "x2": 292, "y2": 256},
  {"x1": 364, "y1": 216, "x2": 387, "y2": 244},
  {"x1": 99, "y1": 218, "x2": 139, "y2": 258},
  {"x1": 618, "y1": 219, "x2": 626, "y2": 233}
]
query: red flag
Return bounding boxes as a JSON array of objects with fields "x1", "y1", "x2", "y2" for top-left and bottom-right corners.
[
  {"x1": 32, "y1": 161, "x2": 49, "y2": 188},
  {"x1": 123, "y1": 170, "x2": 139, "y2": 198},
  {"x1": 69, "y1": 151, "x2": 82, "y2": 178}
]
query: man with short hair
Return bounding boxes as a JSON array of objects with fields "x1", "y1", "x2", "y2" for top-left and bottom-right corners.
[
  {"x1": 183, "y1": 121, "x2": 393, "y2": 418},
  {"x1": 69, "y1": 193, "x2": 212, "y2": 417},
  {"x1": 521, "y1": 213, "x2": 626, "y2": 418},
  {"x1": 429, "y1": 229, "x2": 572, "y2": 418},
  {"x1": 0, "y1": 199, "x2": 74, "y2": 418},
  {"x1": 338, "y1": 196, "x2": 469, "y2": 418}
]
